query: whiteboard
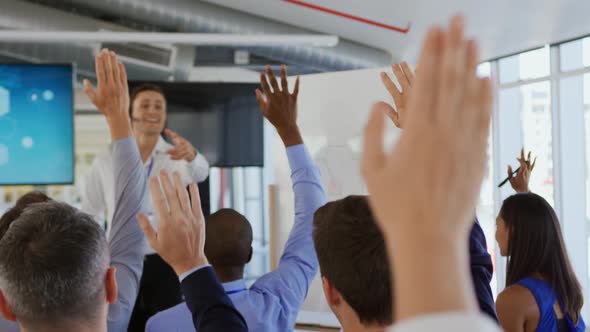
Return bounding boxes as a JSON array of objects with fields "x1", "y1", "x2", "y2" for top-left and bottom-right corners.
[{"x1": 270, "y1": 67, "x2": 401, "y2": 311}]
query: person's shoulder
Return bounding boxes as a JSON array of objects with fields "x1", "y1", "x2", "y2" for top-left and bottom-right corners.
[
  {"x1": 146, "y1": 302, "x2": 192, "y2": 331},
  {"x1": 498, "y1": 284, "x2": 536, "y2": 307},
  {"x1": 497, "y1": 284, "x2": 538, "y2": 324}
]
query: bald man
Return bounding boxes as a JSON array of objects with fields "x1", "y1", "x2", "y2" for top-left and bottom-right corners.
[{"x1": 203, "y1": 209, "x2": 254, "y2": 282}]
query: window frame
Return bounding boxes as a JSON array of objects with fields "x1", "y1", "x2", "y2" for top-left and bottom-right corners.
[{"x1": 491, "y1": 36, "x2": 590, "y2": 322}]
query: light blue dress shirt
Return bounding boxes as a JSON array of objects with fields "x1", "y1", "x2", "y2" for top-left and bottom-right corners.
[
  {"x1": 0, "y1": 137, "x2": 147, "y2": 332},
  {"x1": 146, "y1": 144, "x2": 327, "y2": 332}
]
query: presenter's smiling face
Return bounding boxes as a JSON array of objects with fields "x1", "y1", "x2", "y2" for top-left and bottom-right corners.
[{"x1": 131, "y1": 90, "x2": 167, "y2": 135}]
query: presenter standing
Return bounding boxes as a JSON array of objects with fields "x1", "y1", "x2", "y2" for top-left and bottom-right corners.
[{"x1": 81, "y1": 80, "x2": 209, "y2": 332}]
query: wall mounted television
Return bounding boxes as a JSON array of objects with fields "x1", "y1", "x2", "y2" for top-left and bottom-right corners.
[{"x1": 0, "y1": 64, "x2": 74, "y2": 185}]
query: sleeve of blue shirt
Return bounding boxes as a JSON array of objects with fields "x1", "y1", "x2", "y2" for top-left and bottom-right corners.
[
  {"x1": 181, "y1": 266, "x2": 248, "y2": 332},
  {"x1": 249, "y1": 144, "x2": 327, "y2": 329},
  {"x1": 107, "y1": 137, "x2": 148, "y2": 332}
]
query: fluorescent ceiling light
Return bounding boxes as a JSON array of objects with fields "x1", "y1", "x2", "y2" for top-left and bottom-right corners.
[{"x1": 0, "y1": 31, "x2": 339, "y2": 47}]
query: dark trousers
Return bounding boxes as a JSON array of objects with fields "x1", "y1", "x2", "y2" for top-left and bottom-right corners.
[{"x1": 128, "y1": 253, "x2": 183, "y2": 332}]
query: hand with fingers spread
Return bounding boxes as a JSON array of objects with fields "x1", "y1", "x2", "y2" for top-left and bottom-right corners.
[
  {"x1": 362, "y1": 16, "x2": 493, "y2": 321},
  {"x1": 138, "y1": 170, "x2": 207, "y2": 276},
  {"x1": 380, "y1": 62, "x2": 415, "y2": 128},
  {"x1": 83, "y1": 49, "x2": 131, "y2": 141},
  {"x1": 508, "y1": 148, "x2": 536, "y2": 193},
  {"x1": 164, "y1": 128, "x2": 198, "y2": 162},
  {"x1": 256, "y1": 64, "x2": 303, "y2": 147}
]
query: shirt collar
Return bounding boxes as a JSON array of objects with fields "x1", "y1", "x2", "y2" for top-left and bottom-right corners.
[
  {"x1": 153, "y1": 136, "x2": 172, "y2": 154},
  {"x1": 222, "y1": 279, "x2": 247, "y2": 293}
]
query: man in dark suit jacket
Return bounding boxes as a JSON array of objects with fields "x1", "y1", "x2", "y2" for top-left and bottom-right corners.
[{"x1": 137, "y1": 169, "x2": 248, "y2": 332}]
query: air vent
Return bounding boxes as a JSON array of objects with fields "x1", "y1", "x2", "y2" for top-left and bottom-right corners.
[{"x1": 100, "y1": 42, "x2": 176, "y2": 70}]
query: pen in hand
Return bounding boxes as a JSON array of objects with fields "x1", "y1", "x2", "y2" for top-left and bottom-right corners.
[{"x1": 498, "y1": 167, "x2": 520, "y2": 188}]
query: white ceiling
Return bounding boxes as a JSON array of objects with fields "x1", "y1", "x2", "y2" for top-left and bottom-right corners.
[{"x1": 203, "y1": 0, "x2": 590, "y2": 63}]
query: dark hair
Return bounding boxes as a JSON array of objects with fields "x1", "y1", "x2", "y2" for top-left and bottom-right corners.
[
  {"x1": 128, "y1": 83, "x2": 165, "y2": 119},
  {"x1": 313, "y1": 195, "x2": 393, "y2": 326},
  {"x1": 501, "y1": 193, "x2": 583, "y2": 324},
  {"x1": 0, "y1": 191, "x2": 51, "y2": 241},
  {"x1": 0, "y1": 201, "x2": 108, "y2": 328},
  {"x1": 204, "y1": 209, "x2": 253, "y2": 267}
]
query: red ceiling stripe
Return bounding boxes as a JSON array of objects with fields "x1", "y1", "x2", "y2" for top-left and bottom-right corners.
[{"x1": 282, "y1": 0, "x2": 410, "y2": 34}]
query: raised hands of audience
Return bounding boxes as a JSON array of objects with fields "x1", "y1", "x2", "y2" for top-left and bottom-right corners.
[
  {"x1": 362, "y1": 15, "x2": 493, "y2": 322},
  {"x1": 164, "y1": 128, "x2": 198, "y2": 162},
  {"x1": 83, "y1": 49, "x2": 131, "y2": 141},
  {"x1": 256, "y1": 64, "x2": 303, "y2": 147},
  {"x1": 380, "y1": 62, "x2": 415, "y2": 128},
  {"x1": 137, "y1": 170, "x2": 208, "y2": 276},
  {"x1": 508, "y1": 148, "x2": 536, "y2": 193}
]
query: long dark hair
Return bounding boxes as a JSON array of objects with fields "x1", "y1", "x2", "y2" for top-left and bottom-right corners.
[{"x1": 501, "y1": 193, "x2": 583, "y2": 324}]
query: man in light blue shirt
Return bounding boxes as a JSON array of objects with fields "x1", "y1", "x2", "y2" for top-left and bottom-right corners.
[{"x1": 147, "y1": 65, "x2": 327, "y2": 332}]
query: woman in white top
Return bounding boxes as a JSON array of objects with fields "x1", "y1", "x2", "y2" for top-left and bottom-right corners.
[{"x1": 81, "y1": 83, "x2": 210, "y2": 332}]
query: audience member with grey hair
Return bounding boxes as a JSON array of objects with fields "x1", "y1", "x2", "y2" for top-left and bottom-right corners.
[
  {"x1": 0, "y1": 202, "x2": 110, "y2": 329},
  {"x1": 0, "y1": 49, "x2": 147, "y2": 332}
]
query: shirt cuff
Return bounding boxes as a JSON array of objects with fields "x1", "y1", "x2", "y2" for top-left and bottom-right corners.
[
  {"x1": 286, "y1": 144, "x2": 314, "y2": 172},
  {"x1": 179, "y1": 264, "x2": 212, "y2": 282},
  {"x1": 388, "y1": 312, "x2": 500, "y2": 332}
]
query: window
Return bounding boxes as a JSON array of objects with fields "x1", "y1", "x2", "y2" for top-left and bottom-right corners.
[
  {"x1": 493, "y1": 39, "x2": 590, "y2": 314},
  {"x1": 499, "y1": 46, "x2": 550, "y2": 83},
  {"x1": 522, "y1": 82, "x2": 554, "y2": 205},
  {"x1": 498, "y1": 81, "x2": 554, "y2": 206},
  {"x1": 560, "y1": 37, "x2": 590, "y2": 72}
]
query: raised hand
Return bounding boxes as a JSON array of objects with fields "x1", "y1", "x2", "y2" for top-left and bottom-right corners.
[
  {"x1": 137, "y1": 170, "x2": 207, "y2": 276},
  {"x1": 84, "y1": 49, "x2": 131, "y2": 140},
  {"x1": 508, "y1": 148, "x2": 536, "y2": 193},
  {"x1": 361, "y1": 16, "x2": 493, "y2": 320},
  {"x1": 165, "y1": 128, "x2": 198, "y2": 162},
  {"x1": 380, "y1": 62, "x2": 415, "y2": 128},
  {"x1": 256, "y1": 64, "x2": 302, "y2": 147}
]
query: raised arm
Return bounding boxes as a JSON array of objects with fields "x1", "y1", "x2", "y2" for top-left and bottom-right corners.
[
  {"x1": 386, "y1": 57, "x2": 498, "y2": 321},
  {"x1": 84, "y1": 49, "x2": 147, "y2": 331},
  {"x1": 380, "y1": 61, "x2": 414, "y2": 129},
  {"x1": 138, "y1": 171, "x2": 247, "y2": 332},
  {"x1": 249, "y1": 65, "x2": 327, "y2": 325},
  {"x1": 362, "y1": 16, "x2": 500, "y2": 331},
  {"x1": 507, "y1": 148, "x2": 536, "y2": 193}
]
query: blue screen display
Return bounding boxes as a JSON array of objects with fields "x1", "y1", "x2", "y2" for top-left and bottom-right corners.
[{"x1": 0, "y1": 64, "x2": 74, "y2": 185}]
